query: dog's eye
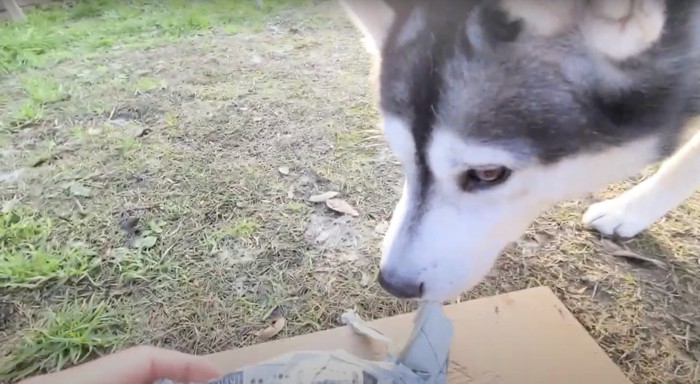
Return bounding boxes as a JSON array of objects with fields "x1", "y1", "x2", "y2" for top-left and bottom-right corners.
[{"x1": 459, "y1": 166, "x2": 512, "y2": 192}]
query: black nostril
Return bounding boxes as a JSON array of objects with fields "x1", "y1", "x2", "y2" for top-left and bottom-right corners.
[{"x1": 377, "y1": 271, "x2": 423, "y2": 299}]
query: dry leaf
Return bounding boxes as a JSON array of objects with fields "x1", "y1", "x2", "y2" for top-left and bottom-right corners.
[
  {"x1": 360, "y1": 271, "x2": 371, "y2": 287},
  {"x1": 599, "y1": 237, "x2": 667, "y2": 269},
  {"x1": 278, "y1": 166, "x2": 290, "y2": 175},
  {"x1": 374, "y1": 221, "x2": 389, "y2": 235},
  {"x1": 340, "y1": 310, "x2": 394, "y2": 347},
  {"x1": 326, "y1": 199, "x2": 359, "y2": 217},
  {"x1": 287, "y1": 185, "x2": 295, "y2": 199},
  {"x1": 256, "y1": 315, "x2": 286, "y2": 341},
  {"x1": 600, "y1": 238, "x2": 622, "y2": 253},
  {"x1": 611, "y1": 250, "x2": 667, "y2": 269},
  {"x1": 533, "y1": 233, "x2": 552, "y2": 246},
  {"x1": 336, "y1": 252, "x2": 359, "y2": 262},
  {"x1": 309, "y1": 191, "x2": 339, "y2": 203},
  {"x1": 134, "y1": 236, "x2": 158, "y2": 250},
  {"x1": 70, "y1": 183, "x2": 92, "y2": 197},
  {"x1": 340, "y1": 309, "x2": 395, "y2": 360}
]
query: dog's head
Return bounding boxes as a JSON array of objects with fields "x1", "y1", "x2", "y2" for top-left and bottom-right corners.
[{"x1": 341, "y1": 0, "x2": 693, "y2": 301}]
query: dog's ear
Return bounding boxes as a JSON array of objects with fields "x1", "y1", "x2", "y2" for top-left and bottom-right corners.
[
  {"x1": 581, "y1": 0, "x2": 667, "y2": 61},
  {"x1": 340, "y1": 0, "x2": 396, "y2": 54}
]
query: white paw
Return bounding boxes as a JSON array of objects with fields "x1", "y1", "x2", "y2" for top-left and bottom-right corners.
[
  {"x1": 582, "y1": 0, "x2": 666, "y2": 61},
  {"x1": 582, "y1": 197, "x2": 653, "y2": 238}
]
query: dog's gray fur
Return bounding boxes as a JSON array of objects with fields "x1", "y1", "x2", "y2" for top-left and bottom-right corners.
[
  {"x1": 380, "y1": 0, "x2": 700, "y2": 162},
  {"x1": 341, "y1": 0, "x2": 700, "y2": 300}
]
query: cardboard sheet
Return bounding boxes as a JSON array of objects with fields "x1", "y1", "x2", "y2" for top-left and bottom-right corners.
[{"x1": 206, "y1": 286, "x2": 632, "y2": 384}]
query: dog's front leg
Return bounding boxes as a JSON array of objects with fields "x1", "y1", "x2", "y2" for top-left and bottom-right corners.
[{"x1": 583, "y1": 125, "x2": 700, "y2": 238}]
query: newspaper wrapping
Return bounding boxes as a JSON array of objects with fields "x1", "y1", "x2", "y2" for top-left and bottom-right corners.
[{"x1": 155, "y1": 302, "x2": 453, "y2": 384}]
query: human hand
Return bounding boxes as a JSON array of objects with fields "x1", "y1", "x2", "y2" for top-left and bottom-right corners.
[{"x1": 18, "y1": 346, "x2": 223, "y2": 384}]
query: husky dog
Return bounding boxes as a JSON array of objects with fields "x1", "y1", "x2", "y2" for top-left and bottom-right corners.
[{"x1": 339, "y1": 0, "x2": 700, "y2": 301}]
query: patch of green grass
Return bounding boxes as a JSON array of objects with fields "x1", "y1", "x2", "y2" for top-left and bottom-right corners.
[
  {"x1": 0, "y1": 0, "x2": 311, "y2": 73},
  {"x1": 1, "y1": 246, "x2": 98, "y2": 289},
  {"x1": 345, "y1": 101, "x2": 374, "y2": 117},
  {"x1": 0, "y1": 91, "x2": 10, "y2": 105},
  {"x1": 0, "y1": 207, "x2": 50, "y2": 244},
  {"x1": 164, "y1": 112, "x2": 178, "y2": 128},
  {"x1": 22, "y1": 75, "x2": 66, "y2": 104},
  {"x1": 0, "y1": 299, "x2": 131, "y2": 382},
  {"x1": 119, "y1": 136, "x2": 139, "y2": 152},
  {"x1": 0, "y1": 208, "x2": 98, "y2": 289},
  {"x1": 70, "y1": 125, "x2": 90, "y2": 140},
  {"x1": 8, "y1": 101, "x2": 44, "y2": 130},
  {"x1": 335, "y1": 129, "x2": 366, "y2": 147},
  {"x1": 0, "y1": 207, "x2": 178, "y2": 382},
  {"x1": 204, "y1": 218, "x2": 263, "y2": 253},
  {"x1": 225, "y1": 218, "x2": 261, "y2": 238},
  {"x1": 134, "y1": 76, "x2": 160, "y2": 92},
  {"x1": 3, "y1": 75, "x2": 68, "y2": 131},
  {"x1": 102, "y1": 220, "x2": 185, "y2": 285},
  {"x1": 104, "y1": 246, "x2": 182, "y2": 285},
  {"x1": 284, "y1": 201, "x2": 308, "y2": 214},
  {"x1": 334, "y1": 128, "x2": 381, "y2": 158}
]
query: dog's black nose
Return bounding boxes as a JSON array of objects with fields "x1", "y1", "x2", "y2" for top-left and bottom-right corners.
[{"x1": 377, "y1": 270, "x2": 423, "y2": 299}]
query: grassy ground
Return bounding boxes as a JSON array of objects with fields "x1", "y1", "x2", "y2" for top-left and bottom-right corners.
[{"x1": 1, "y1": 1, "x2": 698, "y2": 383}]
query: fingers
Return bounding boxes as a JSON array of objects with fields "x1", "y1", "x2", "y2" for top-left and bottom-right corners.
[
  {"x1": 19, "y1": 346, "x2": 223, "y2": 384},
  {"x1": 136, "y1": 346, "x2": 223, "y2": 383}
]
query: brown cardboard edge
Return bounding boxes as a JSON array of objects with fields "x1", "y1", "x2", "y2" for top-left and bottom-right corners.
[{"x1": 206, "y1": 286, "x2": 633, "y2": 384}]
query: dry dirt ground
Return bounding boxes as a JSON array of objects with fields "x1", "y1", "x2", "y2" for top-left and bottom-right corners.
[{"x1": 1, "y1": 1, "x2": 699, "y2": 383}]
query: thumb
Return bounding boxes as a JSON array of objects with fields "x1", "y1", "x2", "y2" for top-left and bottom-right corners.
[{"x1": 19, "y1": 346, "x2": 223, "y2": 384}]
